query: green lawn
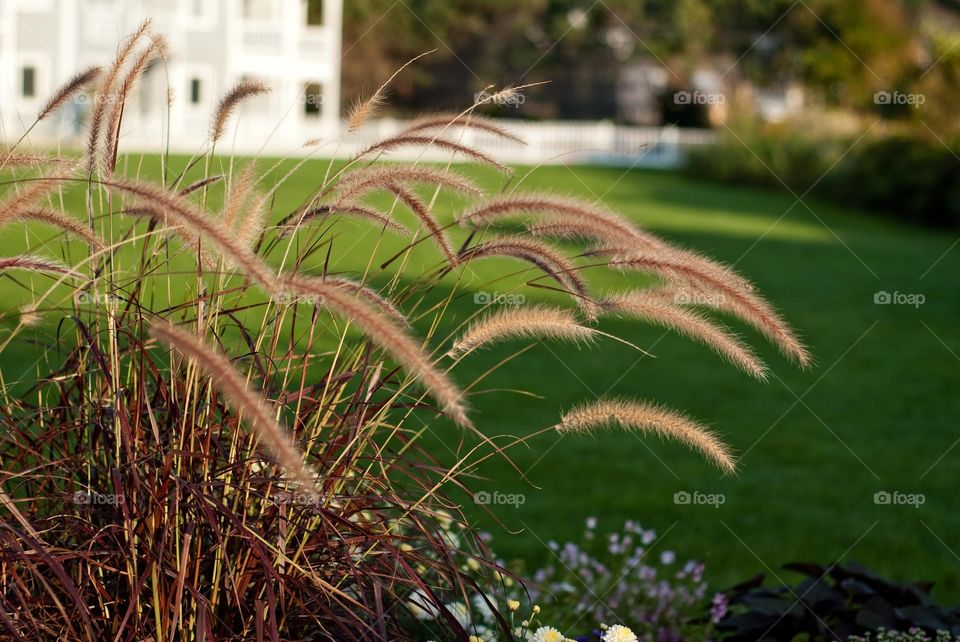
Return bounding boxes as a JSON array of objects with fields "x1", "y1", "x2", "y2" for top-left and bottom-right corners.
[
  {"x1": 3, "y1": 156, "x2": 958, "y2": 603},
  {"x1": 449, "y1": 166, "x2": 960, "y2": 603}
]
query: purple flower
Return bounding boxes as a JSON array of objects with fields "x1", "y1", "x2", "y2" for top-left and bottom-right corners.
[{"x1": 709, "y1": 592, "x2": 728, "y2": 623}]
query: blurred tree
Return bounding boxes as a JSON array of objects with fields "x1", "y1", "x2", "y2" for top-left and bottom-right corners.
[{"x1": 340, "y1": 0, "x2": 958, "y2": 128}]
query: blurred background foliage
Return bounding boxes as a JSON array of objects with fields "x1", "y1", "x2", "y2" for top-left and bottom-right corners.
[
  {"x1": 342, "y1": 0, "x2": 958, "y2": 130},
  {"x1": 342, "y1": 0, "x2": 960, "y2": 228}
]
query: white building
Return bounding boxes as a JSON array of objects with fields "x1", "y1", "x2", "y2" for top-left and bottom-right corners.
[{"x1": 0, "y1": 0, "x2": 342, "y2": 152}]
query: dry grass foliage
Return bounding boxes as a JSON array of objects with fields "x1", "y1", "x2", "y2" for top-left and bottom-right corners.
[{"x1": 0, "y1": 23, "x2": 806, "y2": 641}]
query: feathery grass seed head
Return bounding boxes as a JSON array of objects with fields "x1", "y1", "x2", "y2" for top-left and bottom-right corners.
[{"x1": 557, "y1": 398, "x2": 736, "y2": 473}]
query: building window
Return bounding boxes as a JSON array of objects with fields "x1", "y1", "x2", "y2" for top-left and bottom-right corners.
[
  {"x1": 243, "y1": 0, "x2": 275, "y2": 19},
  {"x1": 305, "y1": 0, "x2": 323, "y2": 25},
  {"x1": 190, "y1": 78, "x2": 202, "y2": 104},
  {"x1": 22, "y1": 67, "x2": 36, "y2": 98},
  {"x1": 304, "y1": 83, "x2": 322, "y2": 117},
  {"x1": 184, "y1": 0, "x2": 215, "y2": 29}
]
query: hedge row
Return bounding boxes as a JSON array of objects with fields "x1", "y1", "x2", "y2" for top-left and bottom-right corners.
[{"x1": 685, "y1": 130, "x2": 960, "y2": 228}]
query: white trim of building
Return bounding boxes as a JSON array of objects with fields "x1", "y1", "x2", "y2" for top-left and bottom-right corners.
[{"x1": 0, "y1": 0, "x2": 343, "y2": 150}]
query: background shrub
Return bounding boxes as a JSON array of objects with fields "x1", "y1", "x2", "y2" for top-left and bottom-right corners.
[{"x1": 685, "y1": 126, "x2": 960, "y2": 228}]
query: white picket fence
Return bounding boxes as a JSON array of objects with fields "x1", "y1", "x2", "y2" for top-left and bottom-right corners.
[
  {"x1": 15, "y1": 114, "x2": 716, "y2": 168},
  {"x1": 339, "y1": 119, "x2": 717, "y2": 169}
]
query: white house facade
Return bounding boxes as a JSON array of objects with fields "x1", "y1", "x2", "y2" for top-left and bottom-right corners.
[{"x1": 0, "y1": 0, "x2": 343, "y2": 152}]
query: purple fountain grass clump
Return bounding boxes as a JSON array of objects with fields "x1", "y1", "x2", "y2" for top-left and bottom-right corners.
[{"x1": 0, "y1": 20, "x2": 807, "y2": 642}]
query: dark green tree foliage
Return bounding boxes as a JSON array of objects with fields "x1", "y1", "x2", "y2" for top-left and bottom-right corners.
[{"x1": 341, "y1": 1, "x2": 955, "y2": 124}]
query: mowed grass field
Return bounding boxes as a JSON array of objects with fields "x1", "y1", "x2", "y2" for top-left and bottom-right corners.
[{"x1": 2, "y1": 155, "x2": 958, "y2": 602}]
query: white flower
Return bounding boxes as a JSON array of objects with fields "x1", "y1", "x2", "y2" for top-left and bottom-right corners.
[
  {"x1": 445, "y1": 601, "x2": 472, "y2": 628},
  {"x1": 470, "y1": 626, "x2": 496, "y2": 642},
  {"x1": 472, "y1": 593, "x2": 494, "y2": 622},
  {"x1": 602, "y1": 624, "x2": 638, "y2": 642},
  {"x1": 660, "y1": 550, "x2": 676, "y2": 565},
  {"x1": 530, "y1": 626, "x2": 565, "y2": 642},
  {"x1": 407, "y1": 589, "x2": 439, "y2": 620}
]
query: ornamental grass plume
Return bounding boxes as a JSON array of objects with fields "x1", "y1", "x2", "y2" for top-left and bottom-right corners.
[
  {"x1": 103, "y1": 35, "x2": 169, "y2": 172},
  {"x1": 0, "y1": 254, "x2": 82, "y2": 277},
  {"x1": 557, "y1": 398, "x2": 736, "y2": 474},
  {"x1": 383, "y1": 181, "x2": 459, "y2": 264},
  {"x1": 346, "y1": 50, "x2": 434, "y2": 132},
  {"x1": 0, "y1": 162, "x2": 77, "y2": 217},
  {"x1": 332, "y1": 165, "x2": 482, "y2": 201},
  {"x1": 604, "y1": 249, "x2": 810, "y2": 366},
  {"x1": 4, "y1": 208, "x2": 106, "y2": 251},
  {"x1": 86, "y1": 19, "x2": 152, "y2": 172},
  {"x1": 458, "y1": 235, "x2": 599, "y2": 319},
  {"x1": 278, "y1": 273, "x2": 471, "y2": 428},
  {"x1": 355, "y1": 133, "x2": 509, "y2": 172},
  {"x1": 458, "y1": 192, "x2": 663, "y2": 250},
  {"x1": 277, "y1": 201, "x2": 409, "y2": 236},
  {"x1": 106, "y1": 177, "x2": 278, "y2": 287},
  {"x1": 449, "y1": 305, "x2": 596, "y2": 357},
  {"x1": 276, "y1": 165, "x2": 478, "y2": 236},
  {"x1": 35, "y1": 65, "x2": 102, "y2": 122},
  {"x1": 398, "y1": 113, "x2": 526, "y2": 144},
  {"x1": 0, "y1": 151, "x2": 70, "y2": 168},
  {"x1": 600, "y1": 290, "x2": 767, "y2": 380},
  {"x1": 210, "y1": 79, "x2": 271, "y2": 144},
  {"x1": 150, "y1": 321, "x2": 321, "y2": 501}
]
